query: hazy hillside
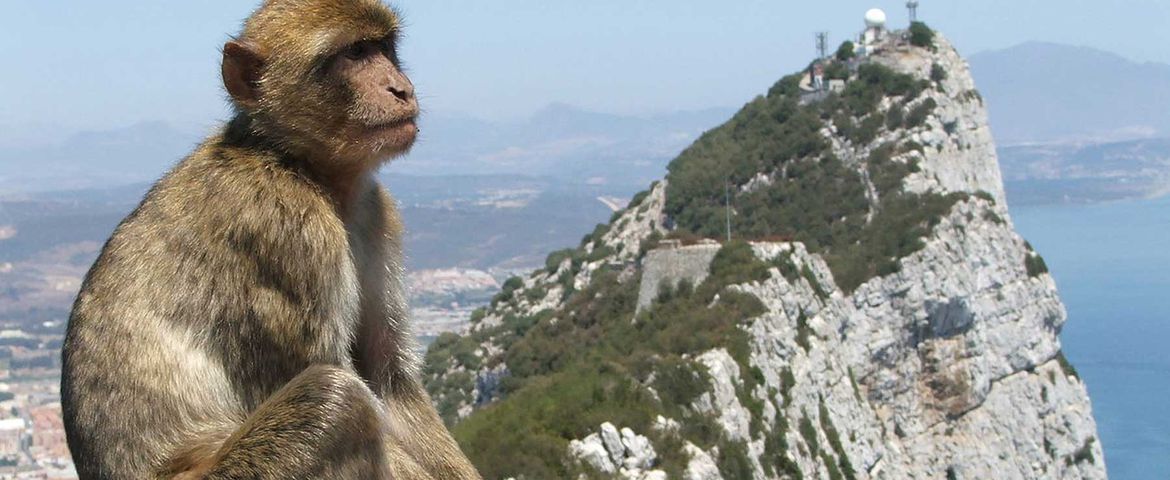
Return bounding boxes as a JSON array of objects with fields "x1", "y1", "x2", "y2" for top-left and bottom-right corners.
[
  {"x1": 1000, "y1": 138, "x2": 1170, "y2": 205},
  {"x1": 970, "y1": 42, "x2": 1170, "y2": 144}
]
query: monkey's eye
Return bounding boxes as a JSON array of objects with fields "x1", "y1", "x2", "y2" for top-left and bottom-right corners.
[{"x1": 343, "y1": 42, "x2": 375, "y2": 60}]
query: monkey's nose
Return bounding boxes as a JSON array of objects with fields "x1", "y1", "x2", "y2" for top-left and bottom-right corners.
[{"x1": 389, "y1": 85, "x2": 411, "y2": 102}]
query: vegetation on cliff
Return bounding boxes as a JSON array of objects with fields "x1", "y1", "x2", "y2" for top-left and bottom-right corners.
[
  {"x1": 442, "y1": 241, "x2": 784, "y2": 478},
  {"x1": 664, "y1": 62, "x2": 961, "y2": 292}
]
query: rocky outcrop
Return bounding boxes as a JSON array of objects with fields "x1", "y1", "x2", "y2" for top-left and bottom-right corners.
[
  {"x1": 427, "y1": 28, "x2": 1105, "y2": 480},
  {"x1": 569, "y1": 423, "x2": 665, "y2": 479}
]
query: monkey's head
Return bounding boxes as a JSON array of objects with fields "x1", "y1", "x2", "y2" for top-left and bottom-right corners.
[{"x1": 223, "y1": 0, "x2": 419, "y2": 169}]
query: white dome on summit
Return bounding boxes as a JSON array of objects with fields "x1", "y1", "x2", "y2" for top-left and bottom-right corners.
[{"x1": 865, "y1": 8, "x2": 887, "y2": 28}]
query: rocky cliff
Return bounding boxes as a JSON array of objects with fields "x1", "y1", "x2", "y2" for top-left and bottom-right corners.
[{"x1": 424, "y1": 29, "x2": 1105, "y2": 480}]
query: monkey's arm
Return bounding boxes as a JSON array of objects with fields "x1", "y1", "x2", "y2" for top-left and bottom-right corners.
[
  {"x1": 186, "y1": 366, "x2": 434, "y2": 480},
  {"x1": 383, "y1": 371, "x2": 484, "y2": 480},
  {"x1": 353, "y1": 287, "x2": 482, "y2": 479},
  {"x1": 353, "y1": 319, "x2": 480, "y2": 479},
  {"x1": 351, "y1": 188, "x2": 482, "y2": 480}
]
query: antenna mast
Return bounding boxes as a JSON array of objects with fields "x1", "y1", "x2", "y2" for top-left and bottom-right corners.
[
  {"x1": 907, "y1": 0, "x2": 919, "y2": 22},
  {"x1": 815, "y1": 32, "x2": 829, "y2": 60},
  {"x1": 724, "y1": 180, "x2": 732, "y2": 242}
]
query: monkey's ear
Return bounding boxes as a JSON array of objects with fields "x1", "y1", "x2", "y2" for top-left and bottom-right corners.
[{"x1": 222, "y1": 40, "x2": 266, "y2": 109}]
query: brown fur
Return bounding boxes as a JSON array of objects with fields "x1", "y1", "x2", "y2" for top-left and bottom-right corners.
[{"x1": 61, "y1": 1, "x2": 479, "y2": 478}]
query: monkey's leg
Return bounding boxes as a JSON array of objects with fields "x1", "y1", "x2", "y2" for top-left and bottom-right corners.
[
  {"x1": 186, "y1": 365, "x2": 434, "y2": 480},
  {"x1": 383, "y1": 372, "x2": 483, "y2": 480}
]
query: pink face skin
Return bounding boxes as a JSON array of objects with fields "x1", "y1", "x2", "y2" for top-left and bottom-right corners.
[{"x1": 328, "y1": 38, "x2": 421, "y2": 162}]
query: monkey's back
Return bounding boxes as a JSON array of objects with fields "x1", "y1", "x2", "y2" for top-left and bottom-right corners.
[{"x1": 61, "y1": 137, "x2": 362, "y2": 478}]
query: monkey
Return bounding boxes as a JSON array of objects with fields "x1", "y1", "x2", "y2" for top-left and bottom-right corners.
[{"x1": 60, "y1": 1, "x2": 482, "y2": 478}]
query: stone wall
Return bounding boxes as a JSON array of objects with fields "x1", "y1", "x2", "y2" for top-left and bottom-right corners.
[{"x1": 635, "y1": 243, "x2": 721, "y2": 312}]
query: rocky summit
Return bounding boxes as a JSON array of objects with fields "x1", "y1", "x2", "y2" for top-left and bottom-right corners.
[{"x1": 424, "y1": 26, "x2": 1106, "y2": 480}]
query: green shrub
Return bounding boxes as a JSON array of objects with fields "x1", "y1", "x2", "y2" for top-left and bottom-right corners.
[
  {"x1": 717, "y1": 440, "x2": 755, "y2": 479},
  {"x1": 780, "y1": 368, "x2": 797, "y2": 406},
  {"x1": 930, "y1": 63, "x2": 948, "y2": 83},
  {"x1": 1056, "y1": 351, "x2": 1080, "y2": 379},
  {"x1": 493, "y1": 276, "x2": 526, "y2": 305},
  {"x1": 943, "y1": 120, "x2": 959, "y2": 135},
  {"x1": 820, "y1": 401, "x2": 856, "y2": 480},
  {"x1": 1068, "y1": 438, "x2": 1096, "y2": 465},
  {"x1": 796, "y1": 311, "x2": 812, "y2": 351},
  {"x1": 825, "y1": 61, "x2": 849, "y2": 81},
  {"x1": 835, "y1": 41, "x2": 856, "y2": 62},
  {"x1": 851, "y1": 114, "x2": 883, "y2": 145},
  {"x1": 545, "y1": 249, "x2": 578, "y2": 272},
  {"x1": 773, "y1": 253, "x2": 801, "y2": 282},
  {"x1": 826, "y1": 193, "x2": 966, "y2": 292},
  {"x1": 628, "y1": 188, "x2": 652, "y2": 209},
  {"x1": 653, "y1": 357, "x2": 710, "y2": 406},
  {"x1": 1025, "y1": 253, "x2": 1049, "y2": 277},
  {"x1": 799, "y1": 411, "x2": 820, "y2": 456},
  {"x1": 762, "y1": 409, "x2": 803, "y2": 479},
  {"x1": 469, "y1": 307, "x2": 487, "y2": 324},
  {"x1": 909, "y1": 21, "x2": 936, "y2": 49},
  {"x1": 885, "y1": 104, "x2": 905, "y2": 130},
  {"x1": 801, "y1": 266, "x2": 829, "y2": 300},
  {"x1": 905, "y1": 98, "x2": 937, "y2": 128}
]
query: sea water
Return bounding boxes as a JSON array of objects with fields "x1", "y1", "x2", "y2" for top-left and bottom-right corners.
[{"x1": 1011, "y1": 195, "x2": 1170, "y2": 479}]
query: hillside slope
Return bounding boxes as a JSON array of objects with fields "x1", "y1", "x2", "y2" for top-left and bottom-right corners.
[{"x1": 425, "y1": 29, "x2": 1105, "y2": 480}]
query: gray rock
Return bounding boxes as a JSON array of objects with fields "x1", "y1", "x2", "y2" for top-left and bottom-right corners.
[
  {"x1": 683, "y1": 443, "x2": 723, "y2": 480},
  {"x1": 568, "y1": 433, "x2": 616, "y2": 474},
  {"x1": 621, "y1": 427, "x2": 657, "y2": 470},
  {"x1": 600, "y1": 422, "x2": 626, "y2": 465}
]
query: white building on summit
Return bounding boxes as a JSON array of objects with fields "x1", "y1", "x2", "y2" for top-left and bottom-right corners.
[{"x1": 859, "y1": 8, "x2": 888, "y2": 56}]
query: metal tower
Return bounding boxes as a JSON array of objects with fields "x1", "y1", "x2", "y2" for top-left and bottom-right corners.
[
  {"x1": 724, "y1": 180, "x2": 732, "y2": 242},
  {"x1": 907, "y1": 1, "x2": 919, "y2": 22},
  {"x1": 815, "y1": 32, "x2": 829, "y2": 60}
]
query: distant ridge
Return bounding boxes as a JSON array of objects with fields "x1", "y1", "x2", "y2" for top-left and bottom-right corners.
[{"x1": 971, "y1": 41, "x2": 1170, "y2": 144}]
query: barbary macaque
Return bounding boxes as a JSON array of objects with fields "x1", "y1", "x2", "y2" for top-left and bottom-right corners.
[{"x1": 61, "y1": 1, "x2": 481, "y2": 478}]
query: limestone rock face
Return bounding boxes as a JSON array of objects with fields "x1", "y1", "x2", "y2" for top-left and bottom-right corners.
[
  {"x1": 684, "y1": 443, "x2": 723, "y2": 480},
  {"x1": 873, "y1": 33, "x2": 1008, "y2": 205},
  {"x1": 691, "y1": 350, "x2": 753, "y2": 443}
]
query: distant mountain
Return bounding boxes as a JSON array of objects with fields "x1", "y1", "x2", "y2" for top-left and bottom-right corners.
[
  {"x1": 0, "y1": 106, "x2": 733, "y2": 194},
  {"x1": 970, "y1": 42, "x2": 1170, "y2": 144},
  {"x1": 0, "y1": 122, "x2": 199, "y2": 192},
  {"x1": 400, "y1": 104, "x2": 734, "y2": 187}
]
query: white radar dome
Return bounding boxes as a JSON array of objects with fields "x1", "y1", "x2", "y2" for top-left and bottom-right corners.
[{"x1": 865, "y1": 8, "x2": 887, "y2": 28}]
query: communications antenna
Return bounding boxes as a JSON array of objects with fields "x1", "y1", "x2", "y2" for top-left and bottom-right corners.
[
  {"x1": 815, "y1": 32, "x2": 829, "y2": 60},
  {"x1": 724, "y1": 180, "x2": 732, "y2": 242},
  {"x1": 907, "y1": 1, "x2": 919, "y2": 22}
]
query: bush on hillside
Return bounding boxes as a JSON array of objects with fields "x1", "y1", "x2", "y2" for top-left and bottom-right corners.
[
  {"x1": 835, "y1": 41, "x2": 856, "y2": 62},
  {"x1": 909, "y1": 21, "x2": 936, "y2": 49}
]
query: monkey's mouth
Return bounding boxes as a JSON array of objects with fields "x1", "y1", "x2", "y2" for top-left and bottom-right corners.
[{"x1": 365, "y1": 117, "x2": 417, "y2": 134}]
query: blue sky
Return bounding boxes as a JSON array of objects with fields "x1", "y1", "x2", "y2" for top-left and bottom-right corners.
[{"x1": 3, "y1": 0, "x2": 1169, "y2": 140}]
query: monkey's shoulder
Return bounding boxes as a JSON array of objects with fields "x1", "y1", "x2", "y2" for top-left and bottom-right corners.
[{"x1": 93, "y1": 140, "x2": 352, "y2": 278}]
